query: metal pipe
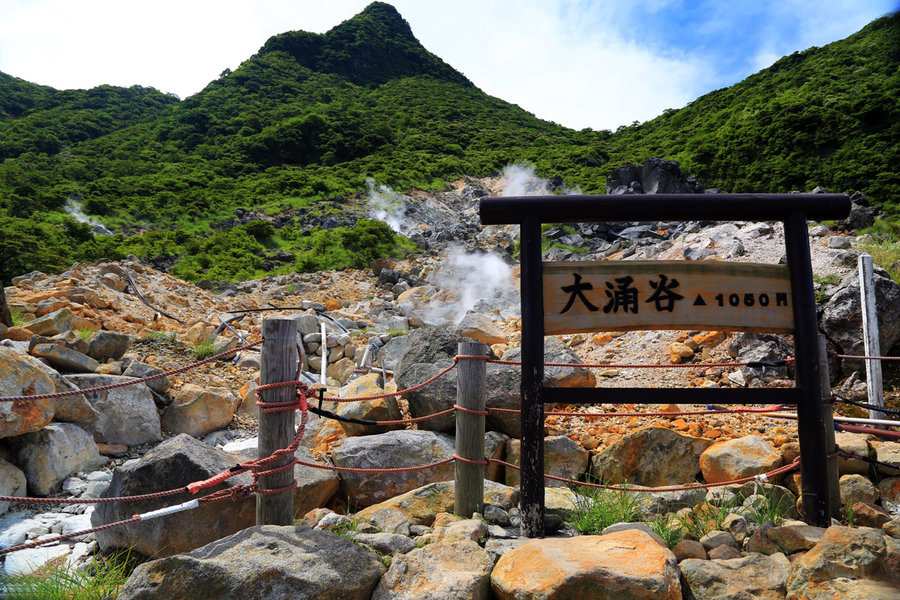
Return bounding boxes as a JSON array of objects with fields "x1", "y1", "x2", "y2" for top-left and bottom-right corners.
[
  {"x1": 320, "y1": 320, "x2": 327, "y2": 385},
  {"x1": 763, "y1": 412, "x2": 900, "y2": 428}
]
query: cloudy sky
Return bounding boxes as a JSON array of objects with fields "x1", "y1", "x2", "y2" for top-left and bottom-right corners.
[{"x1": 0, "y1": 0, "x2": 896, "y2": 131}]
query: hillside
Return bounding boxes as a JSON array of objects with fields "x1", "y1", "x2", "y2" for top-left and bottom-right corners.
[{"x1": 0, "y1": 4, "x2": 898, "y2": 283}]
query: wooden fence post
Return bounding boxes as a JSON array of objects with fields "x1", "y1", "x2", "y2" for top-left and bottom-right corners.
[
  {"x1": 858, "y1": 254, "x2": 885, "y2": 420},
  {"x1": 0, "y1": 280, "x2": 12, "y2": 327},
  {"x1": 455, "y1": 341, "x2": 487, "y2": 517},
  {"x1": 257, "y1": 317, "x2": 298, "y2": 526},
  {"x1": 819, "y1": 335, "x2": 841, "y2": 519}
]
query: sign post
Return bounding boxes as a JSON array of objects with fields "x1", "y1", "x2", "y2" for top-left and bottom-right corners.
[{"x1": 480, "y1": 193, "x2": 850, "y2": 534}]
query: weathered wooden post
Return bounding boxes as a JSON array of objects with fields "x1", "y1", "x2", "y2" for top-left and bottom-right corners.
[
  {"x1": 0, "y1": 279, "x2": 12, "y2": 327},
  {"x1": 257, "y1": 317, "x2": 298, "y2": 525},
  {"x1": 455, "y1": 341, "x2": 488, "y2": 517},
  {"x1": 858, "y1": 254, "x2": 885, "y2": 420},
  {"x1": 819, "y1": 335, "x2": 841, "y2": 519}
]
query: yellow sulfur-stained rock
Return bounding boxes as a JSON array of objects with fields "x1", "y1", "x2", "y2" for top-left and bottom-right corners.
[{"x1": 491, "y1": 530, "x2": 681, "y2": 600}]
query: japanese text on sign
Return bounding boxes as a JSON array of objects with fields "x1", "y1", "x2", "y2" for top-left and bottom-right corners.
[{"x1": 543, "y1": 261, "x2": 794, "y2": 335}]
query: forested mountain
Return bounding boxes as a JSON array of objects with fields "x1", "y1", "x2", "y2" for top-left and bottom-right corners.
[{"x1": 0, "y1": 3, "x2": 897, "y2": 282}]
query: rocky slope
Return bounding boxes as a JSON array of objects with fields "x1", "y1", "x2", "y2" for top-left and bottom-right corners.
[{"x1": 2, "y1": 163, "x2": 900, "y2": 598}]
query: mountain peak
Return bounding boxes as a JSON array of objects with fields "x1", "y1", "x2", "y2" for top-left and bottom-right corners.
[{"x1": 259, "y1": 2, "x2": 471, "y2": 87}]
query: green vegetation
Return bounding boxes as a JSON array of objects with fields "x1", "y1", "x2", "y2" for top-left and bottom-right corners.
[
  {"x1": 0, "y1": 549, "x2": 137, "y2": 600},
  {"x1": 191, "y1": 339, "x2": 219, "y2": 360},
  {"x1": 1, "y1": 5, "x2": 898, "y2": 281},
  {"x1": 858, "y1": 219, "x2": 900, "y2": 282},
  {"x1": 564, "y1": 482, "x2": 639, "y2": 535},
  {"x1": 744, "y1": 486, "x2": 794, "y2": 527}
]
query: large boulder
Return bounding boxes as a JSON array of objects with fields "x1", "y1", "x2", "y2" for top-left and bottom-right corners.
[
  {"x1": 86, "y1": 331, "x2": 132, "y2": 363},
  {"x1": 161, "y1": 384, "x2": 237, "y2": 437},
  {"x1": 331, "y1": 430, "x2": 455, "y2": 508},
  {"x1": 11, "y1": 423, "x2": 107, "y2": 496},
  {"x1": 820, "y1": 267, "x2": 900, "y2": 374},
  {"x1": 699, "y1": 435, "x2": 782, "y2": 484},
  {"x1": 395, "y1": 360, "x2": 457, "y2": 433},
  {"x1": 505, "y1": 435, "x2": 588, "y2": 487},
  {"x1": 373, "y1": 540, "x2": 496, "y2": 600},
  {"x1": 394, "y1": 327, "x2": 460, "y2": 381},
  {"x1": 65, "y1": 374, "x2": 161, "y2": 446},
  {"x1": 0, "y1": 346, "x2": 95, "y2": 438},
  {"x1": 335, "y1": 373, "x2": 403, "y2": 436},
  {"x1": 591, "y1": 426, "x2": 712, "y2": 486},
  {"x1": 0, "y1": 457, "x2": 26, "y2": 515},
  {"x1": 30, "y1": 343, "x2": 98, "y2": 373},
  {"x1": 680, "y1": 552, "x2": 792, "y2": 600},
  {"x1": 92, "y1": 434, "x2": 256, "y2": 557},
  {"x1": 503, "y1": 337, "x2": 596, "y2": 388},
  {"x1": 21, "y1": 307, "x2": 72, "y2": 336},
  {"x1": 457, "y1": 311, "x2": 507, "y2": 346},
  {"x1": 787, "y1": 526, "x2": 900, "y2": 598},
  {"x1": 117, "y1": 525, "x2": 386, "y2": 600},
  {"x1": 491, "y1": 529, "x2": 681, "y2": 599}
]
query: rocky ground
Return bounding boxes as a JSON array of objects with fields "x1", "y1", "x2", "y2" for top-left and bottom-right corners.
[{"x1": 2, "y1": 163, "x2": 900, "y2": 598}]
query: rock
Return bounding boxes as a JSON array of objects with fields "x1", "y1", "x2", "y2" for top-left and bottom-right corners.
[
  {"x1": 840, "y1": 473, "x2": 879, "y2": 506},
  {"x1": 429, "y1": 517, "x2": 488, "y2": 544},
  {"x1": 373, "y1": 540, "x2": 496, "y2": 600},
  {"x1": 117, "y1": 525, "x2": 386, "y2": 600},
  {"x1": 834, "y1": 432, "x2": 871, "y2": 475},
  {"x1": 356, "y1": 481, "x2": 518, "y2": 530},
  {"x1": 699, "y1": 530, "x2": 740, "y2": 551},
  {"x1": 86, "y1": 331, "x2": 132, "y2": 362},
  {"x1": 92, "y1": 434, "x2": 256, "y2": 557},
  {"x1": 504, "y1": 436, "x2": 588, "y2": 488},
  {"x1": 30, "y1": 342, "x2": 99, "y2": 373},
  {"x1": 673, "y1": 539, "x2": 707, "y2": 562},
  {"x1": 873, "y1": 441, "x2": 900, "y2": 476},
  {"x1": 699, "y1": 435, "x2": 782, "y2": 483},
  {"x1": 491, "y1": 529, "x2": 681, "y2": 600},
  {"x1": 331, "y1": 430, "x2": 456, "y2": 507},
  {"x1": 0, "y1": 345, "x2": 66, "y2": 438},
  {"x1": 591, "y1": 426, "x2": 712, "y2": 486},
  {"x1": 483, "y1": 362, "x2": 522, "y2": 437},
  {"x1": 1, "y1": 543, "x2": 72, "y2": 577},
  {"x1": 766, "y1": 524, "x2": 826, "y2": 553},
  {"x1": 878, "y1": 476, "x2": 900, "y2": 504},
  {"x1": 286, "y1": 312, "x2": 321, "y2": 336},
  {"x1": 600, "y1": 522, "x2": 667, "y2": 548},
  {"x1": 707, "y1": 545, "x2": 742, "y2": 559},
  {"x1": 680, "y1": 552, "x2": 792, "y2": 600},
  {"x1": 161, "y1": 384, "x2": 237, "y2": 437},
  {"x1": 744, "y1": 522, "x2": 781, "y2": 555},
  {"x1": 3, "y1": 326, "x2": 33, "y2": 341},
  {"x1": 840, "y1": 191, "x2": 883, "y2": 231},
  {"x1": 122, "y1": 360, "x2": 170, "y2": 393},
  {"x1": 633, "y1": 487, "x2": 708, "y2": 519},
  {"x1": 485, "y1": 431, "x2": 508, "y2": 482},
  {"x1": 22, "y1": 307, "x2": 72, "y2": 336},
  {"x1": 394, "y1": 328, "x2": 460, "y2": 382},
  {"x1": 457, "y1": 311, "x2": 507, "y2": 346},
  {"x1": 787, "y1": 525, "x2": 900, "y2": 598},
  {"x1": 11, "y1": 423, "x2": 106, "y2": 496},
  {"x1": 0, "y1": 458, "x2": 26, "y2": 515},
  {"x1": 821, "y1": 268, "x2": 900, "y2": 374},
  {"x1": 49, "y1": 330, "x2": 90, "y2": 355},
  {"x1": 326, "y1": 357, "x2": 356, "y2": 384},
  {"x1": 65, "y1": 374, "x2": 161, "y2": 446},
  {"x1": 182, "y1": 322, "x2": 215, "y2": 346},
  {"x1": 851, "y1": 502, "x2": 892, "y2": 529},
  {"x1": 335, "y1": 373, "x2": 402, "y2": 436},
  {"x1": 395, "y1": 360, "x2": 457, "y2": 433},
  {"x1": 355, "y1": 531, "x2": 416, "y2": 555}
]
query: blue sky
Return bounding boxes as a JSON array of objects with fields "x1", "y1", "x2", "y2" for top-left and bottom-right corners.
[{"x1": 0, "y1": 0, "x2": 896, "y2": 130}]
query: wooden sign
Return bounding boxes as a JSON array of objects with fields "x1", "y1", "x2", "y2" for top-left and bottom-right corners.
[{"x1": 543, "y1": 260, "x2": 793, "y2": 334}]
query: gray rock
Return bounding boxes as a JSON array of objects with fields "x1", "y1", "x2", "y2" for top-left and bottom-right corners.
[
  {"x1": 356, "y1": 531, "x2": 417, "y2": 555},
  {"x1": 92, "y1": 434, "x2": 256, "y2": 557},
  {"x1": 122, "y1": 360, "x2": 170, "y2": 393},
  {"x1": 699, "y1": 530, "x2": 739, "y2": 551},
  {"x1": 0, "y1": 457, "x2": 26, "y2": 515},
  {"x1": 395, "y1": 360, "x2": 457, "y2": 433},
  {"x1": 87, "y1": 331, "x2": 132, "y2": 363},
  {"x1": 504, "y1": 436, "x2": 588, "y2": 488},
  {"x1": 11, "y1": 423, "x2": 106, "y2": 496},
  {"x1": 117, "y1": 525, "x2": 386, "y2": 600},
  {"x1": 332, "y1": 430, "x2": 455, "y2": 507},
  {"x1": 633, "y1": 487, "x2": 708, "y2": 519},
  {"x1": 31, "y1": 343, "x2": 99, "y2": 373},
  {"x1": 680, "y1": 552, "x2": 791, "y2": 600},
  {"x1": 821, "y1": 268, "x2": 900, "y2": 374},
  {"x1": 378, "y1": 335, "x2": 410, "y2": 370},
  {"x1": 22, "y1": 308, "x2": 72, "y2": 336},
  {"x1": 373, "y1": 540, "x2": 496, "y2": 600},
  {"x1": 286, "y1": 313, "x2": 321, "y2": 336},
  {"x1": 65, "y1": 374, "x2": 161, "y2": 446},
  {"x1": 600, "y1": 522, "x2": 667, "y2": 547},
  {"x1": 394, "y1": 327, "x2": 460, "y2": 381},
  {"x1": 840, "y1": 473, "x2": 880, "y2": 506}
]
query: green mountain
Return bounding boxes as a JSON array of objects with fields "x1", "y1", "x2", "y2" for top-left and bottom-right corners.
[{"x1": 0, "y1": 3, "x2": 898, "y2": 282}]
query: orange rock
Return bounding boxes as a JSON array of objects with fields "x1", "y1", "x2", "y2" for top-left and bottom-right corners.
[
  {"x1": 659, "y1": 404, "x2": 681, "y2": 414},
  {"x1": 705, "y1": 429, "x2": 723, "y2": 439},
  {"x1": 669, "y1": 354, "x2": 683, "y2": 364},
  {"x1": 692, "y1": 331, "x2": 727, "y2": 347},
  {"x1": 593, "y1": 333, "x2": 614, "y2": 345},
  {"x1": 672, "y1": 419, "x2": 688, "y2": 431},
  {"x1": 324, "y1": 299, "x2": 342, "y2": 311},
  {"x1": 4, "y1": 326, "x2": 33, "y2": 341}
]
